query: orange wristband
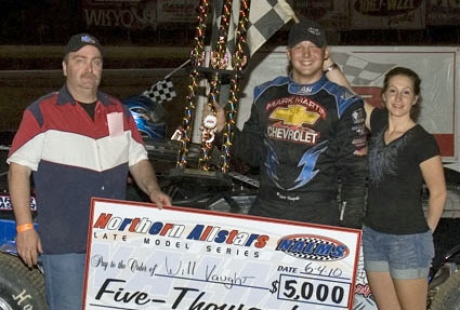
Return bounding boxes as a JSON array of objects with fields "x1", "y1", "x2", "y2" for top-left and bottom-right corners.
[{"x1": 16, "y1": 223, "x2": 34, "y2": 233}]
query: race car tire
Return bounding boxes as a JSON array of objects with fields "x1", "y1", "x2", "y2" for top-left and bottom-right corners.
[
  {"x1": 0, "y1": 253, "x2": 47, "y2": 309},
  {"x1": 429, "y1": 269, "x2": 460, "y2": 310}
]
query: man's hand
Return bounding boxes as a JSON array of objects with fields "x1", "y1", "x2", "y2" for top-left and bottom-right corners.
[
  {"x1": 129, "y1": 160, "x2": 171, "y2": 209},
  {"x1": 16, "y1": 229, "x2": 42, "y2": 268},
  {"x1": 8, "y1": 163, "x2": 40, "y2": 268},
  {"x1": 148, "y1": 188, "x2": 171, "y2": 209}
]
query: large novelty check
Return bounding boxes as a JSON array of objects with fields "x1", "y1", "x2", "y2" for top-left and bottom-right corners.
[{"x1": 83, "y1": 199, "x2": 361, "y2": 310}]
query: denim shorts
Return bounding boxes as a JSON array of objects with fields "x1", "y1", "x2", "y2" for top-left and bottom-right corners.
[
  {"x1": 41, "y1": 253, "x2": 86, "y2": 310},
  {"x1": 362, "y1": 226, "x2": 434, "y2": 280}
]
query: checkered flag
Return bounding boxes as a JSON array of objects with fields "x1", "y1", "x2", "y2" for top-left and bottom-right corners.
[
  {"x1": 246, "y1": 0, "x2": 294, "y2": 55},
  {"x1": 333, "y1": 52, "x2": 396, "y2": 85},
  {"x1": 142, "y1": 78, "x2": 177, "y2": 104},
  {"x1": 214, "y1": 0, "x2": 294, "y2": 56}
]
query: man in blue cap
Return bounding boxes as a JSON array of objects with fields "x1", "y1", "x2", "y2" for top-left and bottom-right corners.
[{"x1": 7, "y1": 33, "x2": 171, "y2": 310}]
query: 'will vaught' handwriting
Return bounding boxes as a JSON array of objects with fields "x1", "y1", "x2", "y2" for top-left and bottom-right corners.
[
  {"x1": 205, "y1": 265, "x2": 255, "y2": 289},
  {"x1": 164, "y1": 257, "x2": 254, "y2": 289},
  {"x1": 91, "y1": 254, "x2": 258, "y2": 287}
]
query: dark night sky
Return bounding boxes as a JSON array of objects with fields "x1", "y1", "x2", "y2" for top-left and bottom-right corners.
[{"x1": 1, "y1": 1, "x2": 459, "y2": 46}]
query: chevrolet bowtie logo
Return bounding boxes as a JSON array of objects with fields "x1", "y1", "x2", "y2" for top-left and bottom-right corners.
[{"x1": 269, "y1": 106, "x2": 320, "y2": 126}]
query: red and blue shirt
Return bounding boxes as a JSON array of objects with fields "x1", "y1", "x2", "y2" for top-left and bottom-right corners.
[{"x1": 8, "y1": 85, "x2": 147, "y2": 254}]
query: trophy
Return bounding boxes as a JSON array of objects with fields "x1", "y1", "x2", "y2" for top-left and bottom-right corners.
[{"x1": 171, "y1": 0, "x2": 251, "y2": 185}]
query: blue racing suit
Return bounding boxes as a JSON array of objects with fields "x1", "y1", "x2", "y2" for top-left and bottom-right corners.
[{"x1": 233, "y1": 74, "x2": 368, "y2": 228}]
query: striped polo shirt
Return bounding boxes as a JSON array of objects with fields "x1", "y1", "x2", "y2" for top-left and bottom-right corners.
[{"x1": 7, "y1": 85, "x2": 148, "y2": 254}]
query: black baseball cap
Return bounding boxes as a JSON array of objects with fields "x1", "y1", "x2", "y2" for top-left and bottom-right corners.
[
  {"x1": 288, "y1": 20, "x2": 327, "y2": 48},
  {"x1": 64, "y1": 33, "x2": 103, "y2": 56}
]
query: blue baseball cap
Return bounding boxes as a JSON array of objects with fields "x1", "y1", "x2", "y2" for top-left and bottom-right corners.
[
  {"x1": 65, "y1": 33, "x2": 103, "y2": 56},
  {"x1": 288, "y1": 20, "x2": 327, "y2": 48}
]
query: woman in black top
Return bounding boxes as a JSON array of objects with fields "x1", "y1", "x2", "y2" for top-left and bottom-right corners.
[{"x1": 326, "y1": 64, "x2": 446, "y2": 309}]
